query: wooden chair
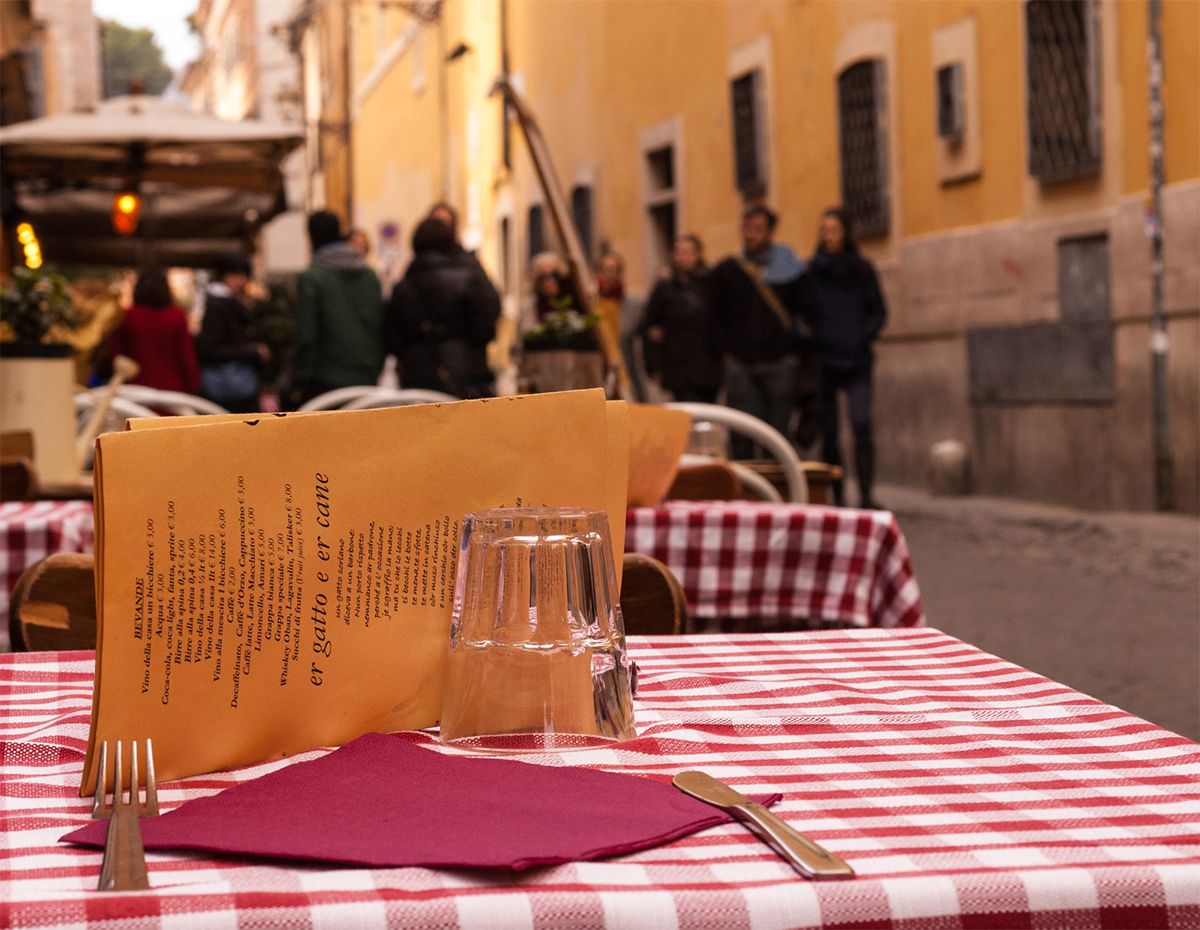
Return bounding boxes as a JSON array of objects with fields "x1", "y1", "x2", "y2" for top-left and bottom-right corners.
[
  {"x1": 0, "y1": 456, "x2": 38, "y2": 502},
  {"x1": 620, "y1": 553, "x2": 688, "y2": 636},
  {"x1": 8, "y1": 553, "x2": 97, "y2": 652}
]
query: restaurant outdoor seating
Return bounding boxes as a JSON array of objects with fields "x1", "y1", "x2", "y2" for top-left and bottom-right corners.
[{"x1": 5, "y1": 630, "x2": 1197, "y2": 929}]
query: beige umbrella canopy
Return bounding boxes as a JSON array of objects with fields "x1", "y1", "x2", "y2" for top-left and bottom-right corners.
[{"x1": 0, "y1": 94, "x2": 304, "y2": 267}]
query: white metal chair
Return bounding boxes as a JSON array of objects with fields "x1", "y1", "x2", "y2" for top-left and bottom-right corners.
[
  {"x1": 90, "y1": 385, "x2": 229, "y2": 417},
  {"x1": 664, "y1": 402, "x2": 808, "y2": 504},
  {"x1": 299, "y1": 386, "x2": 460, "y2": 412}
]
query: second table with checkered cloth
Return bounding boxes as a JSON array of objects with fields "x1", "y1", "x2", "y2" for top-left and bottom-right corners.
[
  {"x1": 3, "y1": 629, "x2": 1197, "y2": 930},
  {"x1": 626, "y1": 500, "x2": 924, "y2": 628},
  {"x1": 0, "y1": 500, "x2": 96, "y2": 650}
]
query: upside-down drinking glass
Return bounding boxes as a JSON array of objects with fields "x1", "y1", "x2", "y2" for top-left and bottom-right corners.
[{"x1": 439, "y1": 508, "x2": 636, "y2": 752}]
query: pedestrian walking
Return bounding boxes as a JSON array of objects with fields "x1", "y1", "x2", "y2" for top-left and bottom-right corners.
[
  {"x1": 639, "y1": 235, "x2": 722, "y2": 403},
  {"x1": 384, "y1": 216, "x2": 501, "y2": 399},
  {"x1": 809, "y1": 207, "x2": 887, "y2": 508},
  {"x1": 708, "y1": 205, "x2": 817, "y2": 456},
  {"x1": 292, "y1": 211, "x2": 386, "y2": 405},
  {"x1": 110, "y1": 267, "x2": 200, "y2": 396},
  {"x1": 196, "y1": 252, "x2": 268, "y2": 413}
]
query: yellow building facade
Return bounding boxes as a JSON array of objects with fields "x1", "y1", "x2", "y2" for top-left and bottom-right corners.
[{"x1": 300, "y1": 0, "x2": 1199, "y2": 512}]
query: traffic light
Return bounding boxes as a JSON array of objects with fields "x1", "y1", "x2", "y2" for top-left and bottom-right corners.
[
  {"x1": 112, "y1": 191, "x2": 141, "y2": 235},
  {"x1": 16, "y1": 222, "x2": 42, "y2": 269}
]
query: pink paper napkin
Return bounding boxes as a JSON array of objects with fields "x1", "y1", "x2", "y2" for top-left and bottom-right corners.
[{"x1": 63, "y1": 733, "x2": 780, "y2": 870}]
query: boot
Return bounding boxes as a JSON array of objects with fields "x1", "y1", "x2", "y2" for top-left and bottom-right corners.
[{"x1": 855, "y1": 440, "x2": 882, "y2": 510}]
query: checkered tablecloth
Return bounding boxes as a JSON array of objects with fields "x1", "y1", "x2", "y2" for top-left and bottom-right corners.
[
  {"x1": 4, "y1": 629, "x2": 1197, "y2": 930},
  {"x1": 0, "y1": 500, "x2": 95, "y2": 651},
  {"x1": 626, "y1": 501, "x2": 924, "y2": 628}
]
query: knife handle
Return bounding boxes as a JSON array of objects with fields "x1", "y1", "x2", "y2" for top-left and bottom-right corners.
[{"x1": 732, "y1": 802, "x2": 855, "y2": 880}]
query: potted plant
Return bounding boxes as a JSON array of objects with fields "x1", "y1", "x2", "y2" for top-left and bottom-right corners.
[
  {"x1": 1, "y1": 267, "x2": 82, "y2": 484},
  {"x1": 1, "y1": 267, "x2": 78, "y2": 352}
]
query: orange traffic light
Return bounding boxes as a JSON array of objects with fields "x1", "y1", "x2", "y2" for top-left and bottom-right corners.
[{"x1": 112, "y1": 192, "x2": 141, "y2": 235}]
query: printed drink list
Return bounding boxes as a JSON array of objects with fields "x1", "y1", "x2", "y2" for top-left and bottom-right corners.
[{"x1": 83, "y1": 390, "x2": 629, "y2": 792}]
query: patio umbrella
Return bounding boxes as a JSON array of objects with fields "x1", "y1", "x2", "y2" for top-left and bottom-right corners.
[{"x1": 0, "y1": 94, "x2": 304, "y2": 267}]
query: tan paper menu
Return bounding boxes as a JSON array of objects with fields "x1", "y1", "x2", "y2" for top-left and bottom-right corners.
[{"x1": 83, "y1": 390, "x2": 628, "y2": 793}]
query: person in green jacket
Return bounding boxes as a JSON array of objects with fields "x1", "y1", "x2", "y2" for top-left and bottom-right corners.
[{"x1": 292, "y1": 211, "x2": 385, "y2": 405}]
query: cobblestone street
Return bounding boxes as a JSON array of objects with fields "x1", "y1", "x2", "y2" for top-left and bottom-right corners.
[{"x1": 879, "y1": 485, "x2": 1200, "y2": 742}]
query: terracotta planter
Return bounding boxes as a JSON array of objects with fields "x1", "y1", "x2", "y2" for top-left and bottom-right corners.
[{"x1": 0, "y1": 342, "x2": 79, "y2": 484}]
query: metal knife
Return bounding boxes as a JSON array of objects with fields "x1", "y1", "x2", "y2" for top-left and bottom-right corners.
[{"x1": 673, "y1": 771, "x2": 855, "y2": 880}]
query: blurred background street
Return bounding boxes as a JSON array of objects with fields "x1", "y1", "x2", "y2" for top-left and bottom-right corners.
[{"x1": 880, "y1": 484, "x2": 1199, "y2": 741}]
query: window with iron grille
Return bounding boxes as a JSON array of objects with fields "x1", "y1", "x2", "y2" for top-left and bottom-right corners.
[
  {"x1": 837, "y1": 59, "x2": 889, "y2": 239},
  {"x1": 730, "y1": 70, "x2": 766, "y2": 195},
  {"x1": 1026, "y1": 0, "x2": 1101, "y2": 184}
]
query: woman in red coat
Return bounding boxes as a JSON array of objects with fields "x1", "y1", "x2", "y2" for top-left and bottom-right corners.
[{"x1": 110, "y1": 267, "x2": 200, "y2": 394}]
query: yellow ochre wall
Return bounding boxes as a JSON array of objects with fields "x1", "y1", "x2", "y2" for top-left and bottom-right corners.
[
  {"x1": 347, "y1": 0, "x2": 1197, "y2": 290},
  {"x1": 338, "y1": 0, "x2": 1199, "y2": 513}
]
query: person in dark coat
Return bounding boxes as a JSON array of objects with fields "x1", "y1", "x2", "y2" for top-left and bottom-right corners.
[
  {"x1": 293, "y1": 211, "x2": 386, "y2": 405},
  {"x1": 639, "y1": 235, "x2": 722, "y2": 403},
  {"x1": 110, "y1": 267, "x2": 200, "y2": 395},
  {"x1": 196, "y1": 252, "x2": 268, "y2": 413},
  {"x1": 708, "y1": 205, "x2": 819, "y2": 457},
  {"x1": 809, "y1": 207, "x2": 888, "y2": 508},
  {"x1": 384, "y1": 217, "x2": 501, "y2": 399}
]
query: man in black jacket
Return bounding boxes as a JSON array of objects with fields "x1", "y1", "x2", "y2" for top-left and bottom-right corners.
[
  {"x1": 708, "y1": 205, "x2": 818, "y2": 456},
  {"x1": 385, "y1": 217, "x2": 501, "y2": 398}
]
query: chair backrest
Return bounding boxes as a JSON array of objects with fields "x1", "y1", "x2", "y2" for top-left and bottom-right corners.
[
  {"x1": 8, "y1": 553, "x2": 97, "y2": 652},
  {"x1": 104, "y1": 386, "x2": 230, "y2": 417},
  {"x1": 662, "y1": 402, "x2": 808, "y2": 503},
  {"x1": 298, "y1": 387, "x2": 460, "y2": 412},
  {"x1": 619, "y1": 553, "x2": 689, "y2": 636},
  {"x1": 0, "y1": 456, "x2": 38, "y2": 502}
]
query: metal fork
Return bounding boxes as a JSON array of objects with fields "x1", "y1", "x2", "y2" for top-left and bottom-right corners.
[{"x1": 91, "y1": 740, "x2": 157, "y2": 891}]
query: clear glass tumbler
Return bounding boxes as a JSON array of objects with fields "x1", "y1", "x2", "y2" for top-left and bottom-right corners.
[{"x1": 439, "y1": 508, "x2": 637, "y2": 751}]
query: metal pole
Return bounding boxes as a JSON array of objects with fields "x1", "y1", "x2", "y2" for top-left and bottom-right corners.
[
  {"x1": 1147, "y1": 0, "x2": 1173, "y2": 510},
  {"x1": 343, "y1": 0, "x2": 354, "y2": 228}
]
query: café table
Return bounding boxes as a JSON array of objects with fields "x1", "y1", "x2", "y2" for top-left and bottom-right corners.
[
  {"x1": 3, "y1": 628, "x2": 1197, "y2": 929},
  {"x1": 626, "y1": 500, "x2": 924, "y2": 629},
  {"x1": 0, "y1": 499, "x2": 95, "y2": 650}
]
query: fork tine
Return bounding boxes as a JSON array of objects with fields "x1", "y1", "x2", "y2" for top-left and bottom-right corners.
[
  {"x1": 114, "y1": 741, "x2": 124, "y2": 806},
  {"x1": 92, "y1": 741, "x2": 109, "y2": 818},
  {"x1": 142, "y1": 739, "x2": 158, "y2": 817},
  {"x1": 129, "y1": 741, "x2": 138, "y2": 809}
]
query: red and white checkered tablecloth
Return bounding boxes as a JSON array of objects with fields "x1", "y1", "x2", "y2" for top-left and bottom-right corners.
[
  {"x1": 3, "y1": 629, "x2": 1197, "y2": 930},
  {"x1": 626, "y1": 501, "x2": 924, "y2": 628},
  {"x1": 0, "y1": 500, "x2": 95, "y2": 650}
]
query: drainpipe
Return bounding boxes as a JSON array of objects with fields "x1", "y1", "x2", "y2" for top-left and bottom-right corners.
[{"x1": 1147, "y1": 0, "x2": 1172, "y2": 510}]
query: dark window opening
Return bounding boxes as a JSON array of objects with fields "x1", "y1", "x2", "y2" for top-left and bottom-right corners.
[
  {"x1": 527, "y1": 204, "x2": 545, "y2": 261},
  {"x1": 570, "y1": 185, "x2": 593, "y2": 264},
  {"x1": 730, "y1": 70, "x2": 765, "y2": 195},
  {"x1": 837, "y1": 59, "x2": 889, "y2": 239},
  {"x1": 648, "y1": 203, "x2": 676, "y2": 279},
  {"x1": 646, "y1": 146, "x2": 674, "y2": 192},
  {"x1": 936, "y1": 62, "x2": 964, "y2": 143},
  {"x1": 1026, "y1": 0, "x2": 1101, "y2": 184}
]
